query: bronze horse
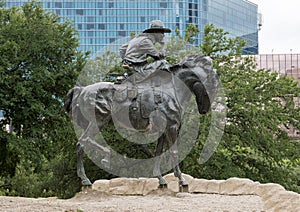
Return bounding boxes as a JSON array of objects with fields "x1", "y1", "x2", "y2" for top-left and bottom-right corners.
[{"x1": 64, "y1": 54, "x2": 219, "y2": 188}]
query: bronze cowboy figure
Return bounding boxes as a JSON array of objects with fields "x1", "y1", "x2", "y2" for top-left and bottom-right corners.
[{"x1": 119, "y1": 20, "x2": 171, "y2": 78}]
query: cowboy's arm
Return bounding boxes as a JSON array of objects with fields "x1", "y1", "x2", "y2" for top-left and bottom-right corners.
[
  {"x1": 140, "y1": 39, "x2": 164, "y2": 60},
  {"x1": 119, "y1": 42, "x2": 128, "y2": 60}
]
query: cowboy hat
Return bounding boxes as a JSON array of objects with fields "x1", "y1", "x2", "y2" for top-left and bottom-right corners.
[{"x1": 143, "y1": 20, "x2": 171, "y2": 33}]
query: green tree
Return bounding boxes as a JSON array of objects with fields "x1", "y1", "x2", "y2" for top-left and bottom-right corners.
[
  {"x1": 183, "y1": 24, "x2": 300, "y2": 193},
  {"x1": 184, "y1": 24, "x2": 200, "y2": 43},
  {"x1": 165, "y1": 24, "x2": 202, "y2": 64},
  {"x1": 77, "y1": 50, "x2": 122, "y2": 86},
  {"x1": 0, "y1": 1, "x2": 87, "y2": 197}
]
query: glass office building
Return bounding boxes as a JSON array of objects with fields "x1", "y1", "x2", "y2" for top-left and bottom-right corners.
[{"x1": 5, "y1": 0, "x2": 259, "y2": 55}]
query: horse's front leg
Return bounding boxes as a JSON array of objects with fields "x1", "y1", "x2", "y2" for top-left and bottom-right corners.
[
  {"x1": 77, "y1": 142, "x2": 92, "y2": 186},
  {"x1": 167, "y1": 125, "x2": 189, "y2": 187},
  {"x1": 173, "y1": 163, "x2": 188, "y2": 186}
]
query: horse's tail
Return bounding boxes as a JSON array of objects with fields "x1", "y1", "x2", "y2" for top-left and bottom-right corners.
[
  {"x1": 64, "y1": 86, "x2": 89, "y2": 129},
  {"x1": 64, "y1": 86, "x2": 81, "y2": 114}
]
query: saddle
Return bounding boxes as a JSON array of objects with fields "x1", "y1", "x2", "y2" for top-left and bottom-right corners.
[
  {"x1": 128, "y1": 88, "x2": 164, "y2": 131},
  {"x1": 113, "y1": 81, "x2": 164, "y2": 126},
  {"x1": 113, "y1": 84, "x2": 137, "y2": 102}
]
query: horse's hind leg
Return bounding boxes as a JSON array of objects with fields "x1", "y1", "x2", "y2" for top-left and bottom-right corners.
[
  {"x1": 77, "y1": 142, "x2": 92, "y2": 186},
  {"x1": 154, "y1": 135, "x2": 168, "y2": 186},
  {"x1": 79, "y1": 120, "x2": 110, "y2": 166},
  {"x1": 77, "y1": 121, "x2": 110, "y2": 185}
]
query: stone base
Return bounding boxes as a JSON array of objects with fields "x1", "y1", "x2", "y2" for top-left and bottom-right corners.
[{"x1": 91, "y1": 173, "x2": 300, "y2": 211}]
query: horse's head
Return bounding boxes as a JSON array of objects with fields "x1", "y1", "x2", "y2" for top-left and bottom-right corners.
[{"x1": 174, "y1": 55, "x2": 219, "y2": 114}]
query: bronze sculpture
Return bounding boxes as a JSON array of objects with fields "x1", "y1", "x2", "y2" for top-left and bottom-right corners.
[
  {"x1": 64, "y1": 54, "x2": 219, "y2": 188},
  {"x1": 120, "y1": 20, "x2": 171, "y2": 77}
]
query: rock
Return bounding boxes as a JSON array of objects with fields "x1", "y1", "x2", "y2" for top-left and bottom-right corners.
[
  {"x1": 109, "y1": 178, "x2": 145, "y2": 195},
  {"x1": 263, "y1": 190, "x2": 300, "y2": 211},
  {"x1": 189, "y1": 179, "x2": 224, "y2": 194},
  {"x1": 254, "y1": 183, "x2": 285, "y2": 200},
  {"x1": 142, "y1": 178, "x2": 159, "y2": 195},
  {"x1": 206, "y1": 179, "x2": 224, "y2": 194},
  {"x1": 219, "y1": 178, "x2": 259, "y2": 195},
  {"x1": 92, "y1": 179, "x2": 110, "y2": 193},
  {"x1": 189, "y1": 178, "x2": 210, "y2": 193}
]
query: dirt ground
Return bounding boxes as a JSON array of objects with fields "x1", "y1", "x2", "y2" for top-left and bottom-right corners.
[{"x1": 0, "y1": 190, "x2": 263, "y2": 212}]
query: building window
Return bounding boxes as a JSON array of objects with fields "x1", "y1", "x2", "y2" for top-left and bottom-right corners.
[
  {"x1": 160, "y1": 2, "x2": 167, "y2": 8},
  {"x1": 76, "y1": 9, "x2": 84, "y2": 15},
  {"x1": 67, "y1": 9, "x2": 74, "y2": 16},
  {"x1": 88, "y1": 31, "x2": 94, "y2": 37},
  {"x1": 120, "y1": 24, "x2": 124, "y2": 30},
  {"x1": 118, "y1": 31, "x2": 126, "y2": 36},
  {"x1": 98, "y1": 24, "x2": 105, "y2": 30},
  {"x1": 109, "y1": 3, "x2": 114, "y2": 8},
  {"x1": 78, "y1": 24, "x2": 82, "y2": 30},
  {"x1": 55, "y1": 2, "x2": 62, "y2": 8},
  {"x1": 87, "y1": 16, "x2": 95, "y2": 22},
  {"x1": 87, "y1": 24, "x2": 94, "y2": 30},
  {"x1": 66, "y1": 2, "x2": 74, "y2": 8},
  {"x1": 98, "y1": 2, "x2": 103, "y2": 8},
  {"x1": 160, "y1": 10, "x2": 166, "y2": 16},
  {"x1": 141, "y1": 17, "x2": 145, "y2": 22}
]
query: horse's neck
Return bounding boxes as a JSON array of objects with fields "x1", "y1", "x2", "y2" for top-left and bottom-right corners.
[
  {"x1": 170, "y1": 69, "x2": 194, "y2": 105},
  {"x1": 173, "y1": 68, "x2": 195, "y2": 89}
]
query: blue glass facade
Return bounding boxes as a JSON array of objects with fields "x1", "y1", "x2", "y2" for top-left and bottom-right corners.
[{"x1": 5, "y1": 0, "x2": 258, "y2": 54}]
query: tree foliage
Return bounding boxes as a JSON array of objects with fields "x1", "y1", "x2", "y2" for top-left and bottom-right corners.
[
  {"x1": 183, "y1": 24, "x2": 300, "y2": 193},
  {"x1": 0, "y1": 1, "x2": 86, "y2": 135},
  {"x1": 0, "y1": 1, "x2": 87, "y2": 197},
  {"x1": 76, "y1": 50, "x2": 122, "y2": 86}
]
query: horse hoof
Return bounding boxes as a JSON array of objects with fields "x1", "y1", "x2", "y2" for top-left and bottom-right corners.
[
  {"x1": 159, "y1": 178, "x2": 168, "y2": 186},
  {"x1": 82, "y1": 179, "x2": 92, "y2": 186}
]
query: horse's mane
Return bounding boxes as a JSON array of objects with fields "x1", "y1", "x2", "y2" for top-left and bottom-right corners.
[
  {"x1": 171, "y1": 54, "x2": 212, "y2": 70},
  {"x1": 170, "y1": 54, "x2": 213, "y2": 83}
]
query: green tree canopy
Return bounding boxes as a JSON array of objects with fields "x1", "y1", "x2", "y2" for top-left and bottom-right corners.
[
  {"x1": 0, "y1": 1, "x2": 87, "y2": 196},
  {"x1": 183, "y1": 24, "x2": 300, "y2": 193},
  {"x1": 0, "y1": 1, "x2": 86, "y2": 136}
]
